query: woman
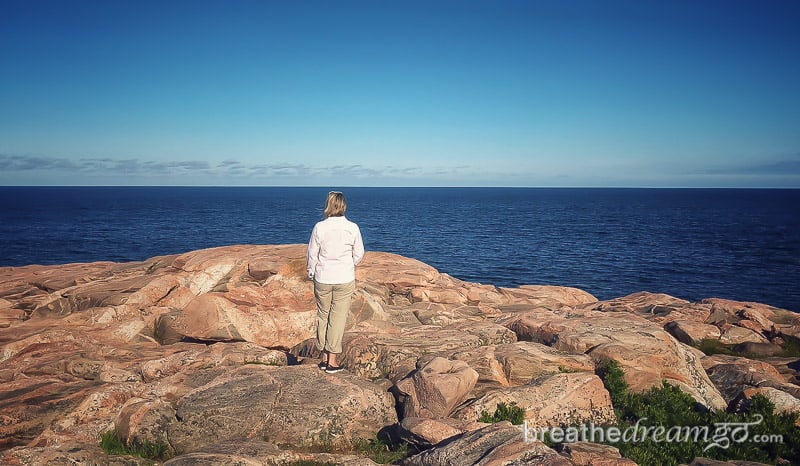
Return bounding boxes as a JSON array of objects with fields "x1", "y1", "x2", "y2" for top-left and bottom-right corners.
[{"x1": 306, "y1": 191, "x2": 365, "y2": 373}]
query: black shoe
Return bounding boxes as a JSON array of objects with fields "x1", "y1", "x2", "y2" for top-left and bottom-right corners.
[
  {"x1": 325, "y1": 365, "x2": 344, "y2": 374},
  {"x1": 318, "y1": 361, "x2": 328, "y2": 371}
]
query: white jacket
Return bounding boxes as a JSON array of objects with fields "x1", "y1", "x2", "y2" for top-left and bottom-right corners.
[{"x1": 306, "y1": 216, "x2": 364, "y2": 284}]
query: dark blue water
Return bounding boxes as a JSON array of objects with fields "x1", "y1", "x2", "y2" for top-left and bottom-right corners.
[{"x1": 1, "y1": 187, "x2": 798, "y2": 312}]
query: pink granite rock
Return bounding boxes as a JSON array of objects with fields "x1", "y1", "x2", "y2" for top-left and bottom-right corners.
[
  {"x1": 589, "y1": 291, "x2": 710, "y2": 324},
  {"x1": 401, "y1": 421, "x2": 572, "y2": 466},
  {"x1": 561, "y1": 442, "x2": 638, "y2": 466},
  {"x1": 718, "y1": 325, "x2": 768, "y2": 345},
  {"x1": 450, "y1": 341, "x2": 595, "y2": 394},
  {"x1": 502, "y1": 310, "x2": 727, "y2": 410},
  {"x1": 703, "y1": 354, "x2": 800, "y2": 411},
  {"x1": 398, "y1": 416, "x2": 484, "y2": 448},
  {"x1": 293, "y1": 320, "x2": 515, "y2": 382},
  {"x1": 0, "y1": 244, "x2": 794, "y2": 465},
  {"x1": 114, "y1": 398, "x2": 176, "y2": 455},
  {"x1": 665, "y1": 319, "x2": 722, "y2": 346}
]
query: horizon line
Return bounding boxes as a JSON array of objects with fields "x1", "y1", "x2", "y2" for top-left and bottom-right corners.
[{"x1": 1, "y1": 184, "x2": 798, "y2": 190}]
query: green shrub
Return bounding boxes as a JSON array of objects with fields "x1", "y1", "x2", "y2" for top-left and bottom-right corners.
[
  {"x1": 558, "y1": 365, "x2": 582, "y2": 373},
  {"x1": 99, "y1": 430, "x2": 128, "y2": 456},
  {"x1": 696, "y1": 336, "x2": 800, "y2": 359},
  {"x1": 288, "y1": 432, "x2": 413, "y2": 464},
  {"x1": 697, "y1": 339, "x2": 743, "y2": 357},
  {"x1": 478, "y1": 401, "x2": 525, "y2": 425},
  {"x1": 589, "y1": 359, "x2": 800, "y2": 465},
  {"x1": 595, "y1": 359, "x2": 628, "y2": 407},
  {"x1": 775, "y1": 335, "x2": 800, "y2": 358}
]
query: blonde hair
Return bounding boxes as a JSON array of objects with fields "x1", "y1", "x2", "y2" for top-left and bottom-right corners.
[{"x1": 324, "y1": 191, "x2": 347, "y2": 217}]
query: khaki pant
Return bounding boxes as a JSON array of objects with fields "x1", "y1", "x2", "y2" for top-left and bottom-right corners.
[{"x1": 314, "y1": 280, "x2": 355, "y2": 354}]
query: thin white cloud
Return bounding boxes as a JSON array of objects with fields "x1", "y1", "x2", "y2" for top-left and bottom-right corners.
[
  {"x1": 218, "y1": 159, "x2": 242, "y2": 167},
  {"x1": 247, "y1": 163, "x2": 311, "y2": 176},
  {"x1": 0, "y1": 154, "x2": 80, "y2": 171},
  {"x1": 0, "y1": 153, "x2": 483, "y2": 184},
  {"x1": 1, "y1": 154, "x2": 217, "y2": 176},
  {"x1": 695, "y1": 155, "x2": 800, "y2": 176}
]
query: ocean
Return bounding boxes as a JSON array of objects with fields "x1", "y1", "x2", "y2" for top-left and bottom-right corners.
[{"x1": 1, "y1": 187, "x2": 798, "y2": 312}]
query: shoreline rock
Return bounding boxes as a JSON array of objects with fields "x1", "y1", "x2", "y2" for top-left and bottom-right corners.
[{"x1": 1, "y1": 244, "x2": 797, "y2": 465}]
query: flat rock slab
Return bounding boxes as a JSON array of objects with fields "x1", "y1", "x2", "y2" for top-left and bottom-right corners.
[{"x1": 167, "y1": 364, "x2": 397, "y2": 454}]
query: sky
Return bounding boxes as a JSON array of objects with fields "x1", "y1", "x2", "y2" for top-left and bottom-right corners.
[{"x1": 1, "y1": 0, "x2": 799, "y2": 187}]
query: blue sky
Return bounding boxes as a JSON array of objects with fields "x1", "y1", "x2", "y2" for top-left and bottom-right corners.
[{"x1": 1, "y1": 0, "x2": 799, "y2": 187}]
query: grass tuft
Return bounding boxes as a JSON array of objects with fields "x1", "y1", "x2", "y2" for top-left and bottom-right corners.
[
  {"x1": 478, "y1": 401, "x2": 526, "y2": 425},
  {"x1": 353, "y1": 435, "x2": 411, "y2": 464},
  {"x1": 99, "y1": 430, "x2": 171, "y2": 461}
]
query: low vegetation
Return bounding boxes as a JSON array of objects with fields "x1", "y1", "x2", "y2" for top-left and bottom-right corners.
[
  {"x1": 99, "y1": 430, "x2": 171, "y2": 461},
  {"x1": 560, "y1": 360, "x2": 800, "y2": 466},
  {"x1": 290, "y1": 433, "x2": 413, "y2": 464},
  {"x1": 697, "y1": 335, "x2": 800, "y2": 359},
  {"x1": 478, "y1": 401, "x2": 526, "y2": 425},
  {"x1": 353, "y1": 435, "x2": 413, "y2": 464},
  {"x1": 697, "y1": 338, "x2": 756, "y2": 358},
  {"x1": 286, "y1": 462, "x2": 337, "y2": 466}
]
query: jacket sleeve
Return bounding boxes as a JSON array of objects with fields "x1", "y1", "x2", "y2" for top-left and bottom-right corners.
[
  {"x1": 352, "y1": 224, "x2": 365, "y2": 266},
  {"x1": 306, "y1": 225, "x2": 319, "y2": 278}
]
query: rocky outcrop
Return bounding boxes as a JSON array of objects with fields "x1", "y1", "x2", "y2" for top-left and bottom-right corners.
[
  {"x1": 591, "y1": 293, "x2": 794, "y2": 348},
  {"x1": 452, "y1": 372, "x2": 617, "y2": 427},
  {"x1": 450, "y1": 341, "x2": 596, "y2": 395},
  {"x1": 1, "y1": 244, "x2": 798, "y2": 464},
  {"x1": 292, "y1": 320, "x2": 517, "y2": 382},
  {"x1": 502, "y1": 309, "x2": 727, "y2": 410},
  {"x1": 702, "y1": 354, "x2": 800, "y2": 410}
]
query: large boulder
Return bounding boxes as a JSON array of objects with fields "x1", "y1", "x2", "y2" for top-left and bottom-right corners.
[
  {"x1": 155, "y1": 290, "x2": 316, "y2": 348},
  {"x1": 701, "y1": 298, "x2": 787, "y2": 329},
  {"x1": 397, "y1": 417, "x2": 484, "y2": 448},
  {"x1": 114, "y1": 399, "x2": 176, "y2": 455},
  {"x1": 718, "y1": 325, "x2": 768, "y2": 345},
  {"x1": 665, "y1": 320, "x2": 722, "y2": 346},
  {"x1": 394, "y1": 357, "x2": 479, "y2": 419},
  {"x1": 401, "y1": 421, "x2": 572, "y2": 466}
]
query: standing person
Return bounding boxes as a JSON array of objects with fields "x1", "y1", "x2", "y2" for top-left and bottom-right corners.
[{"x1": 307, "y1": 191, "x2": 365, "y2": 374}]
